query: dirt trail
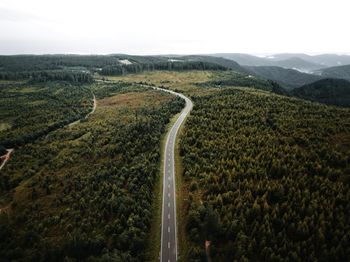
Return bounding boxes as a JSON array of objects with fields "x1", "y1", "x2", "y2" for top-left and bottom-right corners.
[
  {"x1": 0, "y1": 149, "x2": 14, "y2": 171},
  {"x1": 69, "y1": 93, "x2": 96, "y2": 127},
  {"x1": 205, "y1": 240, "x2": 212, "y2": 262}
]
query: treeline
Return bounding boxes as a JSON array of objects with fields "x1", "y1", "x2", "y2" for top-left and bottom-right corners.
[
  {"x1": 199, "y1": 72, "x2": 287, "y2": 95},
  {"x1": 0, "y1": 70, "x2": 93, "y2": 83},
  {"x1": 0, "y1": 82, "x2": 93, "y2": 148},
  {"x1": 0, "y1": 55, "x2": 121, "y2": 72},
  {"x1": 0, "y1": 85, "x2": 185, "y2": 261},
  {"x1": 100, "y1": 61, "x2": 228, "y2": 76},
  {"x1": 292, "y1": 78, "x2": 350, "y2": 107},
  {"x1": 180, "y1": 88, "x2": 350, "y2": 261}
]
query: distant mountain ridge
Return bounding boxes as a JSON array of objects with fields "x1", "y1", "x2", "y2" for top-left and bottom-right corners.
[
  {"x1": 210, "y1": 53, "x2": 350, "y2": 72},
  {"x1": 175, "y1": 55, "x2": 249, "y2": 74},
  {"x1": 314, "y1": 64, "x2": 350, "y2": 80},
  {"x1": 246, "y1": 66, "x2": 323, "y2": 89}
]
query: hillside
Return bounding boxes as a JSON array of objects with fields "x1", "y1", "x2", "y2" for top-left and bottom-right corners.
[
  {"x1": 292, "y1": 78, "x2": 350, "y2": 107},
  {"x1": 0, "y1": 55, "x2": 250, "y2": 80},
  {"x1": 246, "y1": 66, "x2": 323, "y2": 90},
  {"x1": 210, "y1": 53, "x2": 326, "y2": 72},
  {"x1": 179, "y1": 86, "x2": 350, "y2": 261},
  {"x1": 273, "y1": 57, "x2": 323, "y2": 72},
  {"x1": 1, "y1": 59, "x2": 350, "y2": 261},
  {"x1": 109, "y1": 70, "x2": 350, "y2": 261},
  {"x1": 274, "y1": 53, "x2": 350, "y2": 68},
  {"x1": 178, "y1": 55, "x2": 249, "y2": 74},
  {"x1": 315, "y1": 64, "x2": 350, "y2": 80},
  {"x1": 0, "y1": 82, "x2": 184, "y2": 261}
]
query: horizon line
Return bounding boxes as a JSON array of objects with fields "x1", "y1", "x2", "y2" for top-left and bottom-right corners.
[{"x1": 1, "y1": 52, "x2": 350, "y2": 57}]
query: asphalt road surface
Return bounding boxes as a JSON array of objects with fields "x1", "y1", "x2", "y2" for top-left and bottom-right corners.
[
  {"x1": 139, "y1": 84, "x2": 192, "y2": 261},
  {"x1": 158, "y1": 88, "x2": 192, "y2": 262}
]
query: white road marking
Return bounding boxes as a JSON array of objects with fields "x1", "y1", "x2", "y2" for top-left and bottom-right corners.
[{"x1": 155, "y1": 85, "x2": 192, "y2": 262}]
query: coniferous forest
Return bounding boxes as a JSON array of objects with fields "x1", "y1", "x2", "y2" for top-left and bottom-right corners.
[
  {"x1": 0, "y1": 80, "x2": 184, "y2": 261},
  {"x1": 0, "y1": 54, "x2": 349, "y2": 262},
  {"x1": 180, "y1": 88, "x2": 350, "y2": 261},
  {"x1": 2, "y1": 0, "x2": 350, "y2": 260}
]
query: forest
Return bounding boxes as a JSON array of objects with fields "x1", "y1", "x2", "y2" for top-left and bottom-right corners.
[
  {"x1": 0, "y1": 81, "x2": 184, "y2": 261},
  {"x1": 100, "y1": 61, "x2": 228, "y2": 76},
  {"x1": 0, "y1": 62, "x2": 349, "y2": 261},
  {"x1": 0, "y1": 81, "x2": 93, "y2": 148},
  {"x1": 179, "y1": 87, "x2": 350, "y2": 261},
  {"x1": 197, "y1": 71, "x2": 286, "y2": 95},
  {"x1": 292, "y1": 78, "x2": 350, "y2": 107},
  {"x1": 0, "y1": 70, "x2": 93, "y2": 83}
]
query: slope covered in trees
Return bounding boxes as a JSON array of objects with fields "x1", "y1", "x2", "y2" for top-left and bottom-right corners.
[
  {"x1": 197, "y1": 71, "x2": 286, "y2": 95},
  {"x1": 0, "y1": 55, "x2": 249, "y2": 81},
  {"x1": 0, "y1": 82, "x2": 184, "y2": 261},
  {"x1": 177, "y1": 55, "x2": 249, "y2": 74},
  {"x1": 100, "y1": 61, "x2": 228, "y2": 76},
  {"x1": 292, "y1": 78, "x2": 350, "y2": 107},
  {"x1": 211, "y1": 53, "x2": 350, "y2": 71},
  {"x1": 0, "y1": 81, "x2": 93, "y2": 148},
  {"x1": 0, "y1": 70, "x2": 93, "y2": 83},
  {"x1": 315, "y1": 64, "x2": 350, "y2": 80},
  {"x1": 0, "y1": 55, "x2": 120, "y2": 71},
  {"x1": 246, "y1": 66, "x2": 323, "y2": 90},
  {"x1": 179, "y1": 87, "x2": 350, "y2": 261}
]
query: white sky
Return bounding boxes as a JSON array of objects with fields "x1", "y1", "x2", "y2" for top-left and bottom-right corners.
[{"x1": 0, "y1": 0, "x2": 349, "y2": 55}]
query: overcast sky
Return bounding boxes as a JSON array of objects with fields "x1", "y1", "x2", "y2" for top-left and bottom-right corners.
[{"x1": 0, "y1": 0, "x2": 349, "y2": 55}]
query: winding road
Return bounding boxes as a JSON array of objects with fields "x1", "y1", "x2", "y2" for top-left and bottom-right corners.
[{"x1": 148, "y1": 86, "x2": 193, "y2": 262}]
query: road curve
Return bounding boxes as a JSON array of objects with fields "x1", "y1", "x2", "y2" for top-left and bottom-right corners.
[{"x1": 147, "y1": 85, "x2": 192, "y2": 262}]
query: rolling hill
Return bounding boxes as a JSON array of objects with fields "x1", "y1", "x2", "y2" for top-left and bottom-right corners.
[
  {"x1": 176, "y1": 55, "x2": 249, "y2": 74},
  {"x1": 210, "y1": 53, "x2": 350, "y2": 72},
  {"x1": 314, "y1": 64, "x2": 350, "y2": 80},
  {"x1": 0, "y1": 54, "x2": 250, "y2": 79},
  {"x1": 210, "y1": 53, "x2": 326, "y2": 72},
  {"x1": 246, "y1": 66, "x2": 323, "y2": 90},
  {"x1": 273, "y1": 53, "x2": 350, "y2": 67},
  {"x1": 210, "y1": 53, "x2": 271, "y2": 66},
  {"x1": 292, "y1": 78, "x2": 350, "y2": 107}
]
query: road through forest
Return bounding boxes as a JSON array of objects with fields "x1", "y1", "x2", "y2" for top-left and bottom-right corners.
[{"x1": 146, "y1": 85, "x2": 193, "y2": 262}]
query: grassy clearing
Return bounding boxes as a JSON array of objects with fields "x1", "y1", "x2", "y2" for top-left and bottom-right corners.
[
  {"x1": 105, "y1": 70, "x2": 221, "y2": 96},
  {"x1": 98, "y1": 90, "x2": 170, "y2": 109}
]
